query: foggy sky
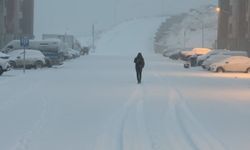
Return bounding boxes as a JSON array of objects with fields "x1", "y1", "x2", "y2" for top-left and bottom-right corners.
[{"x1": 34, "y1": 0, "x2": 217, "y2": 39}]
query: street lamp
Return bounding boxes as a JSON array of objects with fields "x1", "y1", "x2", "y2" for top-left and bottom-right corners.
[
  {"x1": 215, "y1": 7, "x2": 221, "y2": 13},
  {"x1": 189, "y1": 9, "x2": 206, "y2": 48},
  {"x1": 215, "y1": 6, "x2": 231, "y2": 14}
]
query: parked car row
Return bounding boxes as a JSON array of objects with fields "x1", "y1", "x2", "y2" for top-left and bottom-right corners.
[
  {"x1": 0, "y1": 39, "x2": 84, "y2": 76},
  {"x1": 163, "y1": 48, "x2": 250, "y2": 73}
]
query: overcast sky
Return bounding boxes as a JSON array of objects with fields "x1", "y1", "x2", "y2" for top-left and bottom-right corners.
[{"x1": 34, "y1": 0, "x2": 217, "y2": 39}]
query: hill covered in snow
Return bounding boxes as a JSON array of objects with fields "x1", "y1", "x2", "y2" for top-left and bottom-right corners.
[{"x1": 95, "y1": 17, "x2": 164, "y2": 55}]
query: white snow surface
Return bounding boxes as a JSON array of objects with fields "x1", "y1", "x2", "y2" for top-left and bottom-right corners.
[
  {"x1": 1, "y1": 17, "x2": 250, "y2": 150},
  {"x1": 95, "y1": 18, "x2": 163, "y2": 56}
]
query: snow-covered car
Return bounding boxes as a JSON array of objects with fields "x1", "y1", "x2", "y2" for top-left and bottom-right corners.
[
  {"x1": 180, "y1": 48, "x2": 211, "y2": 60},
  {"x1": 62, "y1": 48, "x2": 80, "y2": 59},
  {"x1": 69, "y1": 49, "x2": 80, "y2": 58},
  {"x1": 197, "y1": 49, "x2": 228, "y2": 66},
  {"x1": 62, "y1": 50, "x2": 73, "y2": 60},
  {"x1": 202, "y1": 51, "x2": 248, "y2": 70},
  {"x1": 0, "y1": 52, "x2": 11, "y2": 75},
  {"x1": 169, "y1": 51, "x2": 182, "y2": 60},
  {"x1": 202, "y1": 54, "x2": 228, "y2": 70},
  {"x1": 7, "y1": 49, "x2": 46, "y2": 69},
  {"x1": 80, "y1": 47, "x2": 90, "y2": 55},
  {"x1": 210, "y1": 56, "x2": 250, "y2": 73},
  {"x1": 162, "y1": 48, "x2": 183, "y2": 58}
]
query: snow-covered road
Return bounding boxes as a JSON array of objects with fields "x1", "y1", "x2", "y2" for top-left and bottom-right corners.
[{"x1": 1, "y1": 17, "x2": 250, "y2": 150}]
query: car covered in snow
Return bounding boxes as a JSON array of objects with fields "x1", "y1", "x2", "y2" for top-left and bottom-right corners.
[
  {"x1": 180, "y1": 48, "x2": 211, "y2": 60},
  {"x1": 210, "y1": 56, "x2": 250, "y2": 73},
  {"x1": 7, "y1": 49, "x2": 46, "y2": 69},
  {"x1": 202, "y1": 51, "x2": 248, "y2": 70},
  {"x1": 162, "y1": 48, "x2": 179, "y2": 57},
  {"x1": 0, "y1": 52, "x2": 11, "y2": 75},
  {"x1": 62, "y1": 48, "x2": 80, "y2": 59},
  {"x1": 197, "y1": 49, "x2": 228, "y2": 66},
  {"x1": 80, "y1": 46, "x2": 90, "y2": 55},
  {"x1": 68, "y1": 48, "x2": 80, "y2": 58}
]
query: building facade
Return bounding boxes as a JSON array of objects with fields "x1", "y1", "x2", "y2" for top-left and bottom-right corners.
[
  {"x1": 217, "y1": 0, "x2": 250, "y2": 55},
  {"x1": 0, "y1": 0, "x2": 34, "y2": 49},
  {"x1": 0, "y1": 0, "x2": 6, "y2": 48}
]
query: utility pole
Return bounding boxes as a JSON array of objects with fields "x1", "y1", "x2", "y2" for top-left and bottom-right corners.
[
  {"x1": 20, "y1": 37, "x2": 29, "y2": 74},
  {"x1": 202, "y1": 20, "x2": 204, "y2": 48},
  {"x1": 183, "y1": 30, "x2": 186, "y2": 49},
  {"x1": 92, "y1": 24, "x2": 95, "y2": 52},
  {"x1": 190, "y1": 12, "x2": 205, "y2": 48}
]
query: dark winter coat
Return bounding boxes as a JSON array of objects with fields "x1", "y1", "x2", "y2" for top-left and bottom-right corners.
[{"x1": 134, "y1": 53, "x2": 145, "y2": 71}]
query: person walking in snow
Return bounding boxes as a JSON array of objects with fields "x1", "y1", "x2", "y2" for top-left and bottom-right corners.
[{"x1": 134, "y1": 52, "x2": 145, "y2": 84}]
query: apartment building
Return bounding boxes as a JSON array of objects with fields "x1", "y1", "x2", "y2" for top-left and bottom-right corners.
[
  {"x1": 217, "y1": 0, "x2": 250, "y2": 55},
  {"x1": 0, "y1": 0, "x2": 34, "y2": 49},
  {"x1": 0, "y1": 0, "x2": 6, "y2": 48}
]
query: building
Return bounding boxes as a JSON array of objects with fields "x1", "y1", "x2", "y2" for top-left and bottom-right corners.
[
  {"x1": 0, "y1": 0, "x2": 6, "y2": 48},
  {"x1": 20, "y1": 0, "x2": 34, "y2": 37},
  {"x1": 0, "y1": 0, "x2": 34, "y2": 49},
  {"x1": 217, "y1": 0, "x2": 250, "y2": 55},
  {"x1": 217, "y1": 0, "x2": 230, "y2": 49}
]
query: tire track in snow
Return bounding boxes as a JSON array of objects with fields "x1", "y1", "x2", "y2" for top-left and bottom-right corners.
[
  {"x1": 172, "y1": 89, "x2": 226, "y2": 150},
  {"x1": 151, "y1": 72, "x2": 226, "y2": 150},
  {"x1": 9, "y1": 96, "x2": 49, "y2": 150},
  {"x1": 143, "y1": 73, "x2": 196, "y2": 150},
  {"x1": 94, "y1": 85, "x2": 152, "y2": 150}
]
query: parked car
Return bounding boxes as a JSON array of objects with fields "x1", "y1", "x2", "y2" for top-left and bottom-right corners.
[
  {"x1": 0, "y1": 52, "x2": 11, "y2": 75},
  {"x1": 62, "y1": 48, "x2": 80, "y2": 60},
  {"x1": 80, "y1": 47, "x2": 90, "y2": 55},
  {"x1": 197, "y1": 49, "x2": 228, "y2": 66},
  {"x1": 210, "y1": 56, "x2": 250, "y2": 73},
  {"x1": 68, "y1": 49, "x2": 80, "y2": 58},
  {"x1": 7, "y1": 49, "x2": 46, "y2": 69},
  {"x1": 180, "y1": 48, "x2": 211, "y2": 60},
  {"x1": 169, "y1": 51, "x2": 182, "y2": 60},
  {"x1": 162, "y1": 48, "x2": 182, "y2": 57},
  {"x1": 202, "y1": 51, "x2": 248, "y2": 70}
]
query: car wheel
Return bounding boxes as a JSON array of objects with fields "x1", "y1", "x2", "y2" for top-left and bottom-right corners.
[
  {"x1": 9, "y1": 61, "x2": 16, "y2": 68},
  {"x1": 45, "y1": 59, "x2": 52, "y2": 68},
  {"x1": 246, "y1": 68, "x2": 250, "y2": 73},
  {"x1": 217, "y1": 67, "x2": 224, "y2": 73},
  {"x1": 0, "y1": 67, "x2": 3, "y2": 75},
  {"x1": 35, "y1": 61, "x2": 43, "y2": 69}
]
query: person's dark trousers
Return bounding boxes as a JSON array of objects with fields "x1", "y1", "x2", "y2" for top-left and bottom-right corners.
[{"x1": 136, "y1": 68, "x2": 142, "y2": 84}]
